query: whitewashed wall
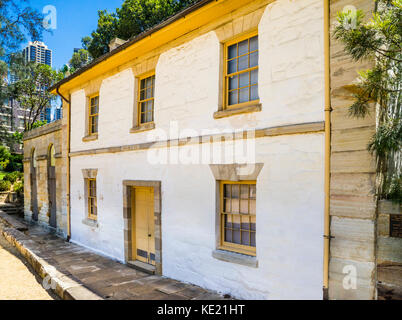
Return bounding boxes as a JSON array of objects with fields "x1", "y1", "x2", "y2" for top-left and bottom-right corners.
[
  {"x1": 70, "y1": 134, "x2": 324, "y2": 300},
  {"x1": 69, "y1": 0, "x2": 326, "y2": 299},
  {"x1": 70, "y1": 0, "x2": 324, "y2": 152}
]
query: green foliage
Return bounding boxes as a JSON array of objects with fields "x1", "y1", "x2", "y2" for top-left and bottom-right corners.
[
  {"x1": 0, "y1": 0, "x2": 45, "y2": 56},
  {"x1": 69, "y1": 49, "x2": 91, "y2": 70},
  {"x1": 7, "y1": 57, "x2": 63, "y2": 132},
  {"x1": 3, "y1": 171, "x2": 18, "y2": 183},
  {"x1": 334, "y1": 0, "x2": 402, "y2": 202},
  {"x1": 13, "y1": 181, "x2": 23, "y2": 195},
  {"x1": 4, "y1": 153, "x2": 23, "y2": 172},
  {"x1": 84, "y1": 0, "x2": 198, "y2": 59},
  {"x1": 0, "y1": 180, "x2": 11, "y2": 192},
  {"x1": 0, "y1": 145, "x2": 11, "y2": 169}
]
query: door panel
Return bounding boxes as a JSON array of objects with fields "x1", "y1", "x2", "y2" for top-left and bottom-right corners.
[{"x1": 132, "y1": 187, "x2": 155, "y2": 265}]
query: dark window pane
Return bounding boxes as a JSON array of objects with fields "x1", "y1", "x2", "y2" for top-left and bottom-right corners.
[
  {"x1": 141, "y1": 102, "x2": 147, "y2": 113},
  {"x1": 250, "y1": 232, "x2": 256, "y2": 247},
  {"x1": 233, "y1": 230, "x2": 241, "y2": 244},
  {"x1": 140, "y1": 79, "x2": 146, "y2": 89},
  {"x1": 232, "y1": 184, "x2": 240, "y2": 198},
  {"x1": 238, "y1": 55, "x2": 248, "y2": 71},
  {"x1": 250, "y1": 36, "x2": 258, "y2": 51},
  {"x1": 228, "y1": 59, "x2": 237, "y2": 74},
  {"x1": 146, "y1": 77, "x2": 152, "y2": 88},
  {"x1": 225, "y1": 215, "x2": 232, "y2": 228},
  {"x1": 146, "y1": 88, "x2": 152, "y2": 99},
  {"x1": 224, "y1": 184, "x2": 231, "y2": 197},
  {"x1": 251, "y1": 69, "x2": 258, "y2": 85},
  {"x1": 229, "y1": 90, "x2": 238, "y2": 105},
  {"x1": 232, "y1": 215, "x2": 241, "y2": 229},
  {"x1": 251, "y1": 85, "x2": 259, "y2": 101},
  {"x1": 239, "y1": 72, "x2": 249, "y2": 88},
  {"x1": 238, "y1": 39, "x2": 248, "y2": 56},
  {"x1": 241, "y1": 231, "x2": 250, "y2": 246},
  {"x1": 141, "y1": 113, "x2": 146, "y2": 123},
  {"x1": 140, "y1": 89, "x2": 145, "y2": 100},
  {"x1": 239, "y1": 87, "x2": 249, "y2": 103},
  {"x1": 228, "y1": 44, "x2": 237, "y2": 59},
  {"x1": 225, "y1": 228, "x2": 232, "y2": 243},
  {"x1": 250, "y1": 52, "x2": 258, "y2": 68},
  {"x1": 250, "y1": 216, "x2": 256, "y2": 231},
  {"x1": 240, "y1": 185, "x2": 249, "y2": 199},
  {"x1": 229, "y1": 75, "x2": 238, "y2": 90}
]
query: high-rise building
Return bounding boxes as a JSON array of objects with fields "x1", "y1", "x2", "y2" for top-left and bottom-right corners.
[
  {"x1": 23, "y1": 41, "x2": 52, "y2": 66},
  {"x1": 55, "y1": 106, "x2": 63, "y2": 121},
  {"x1": 39, "y1": 107, "x2": 52, "y2": 123}
]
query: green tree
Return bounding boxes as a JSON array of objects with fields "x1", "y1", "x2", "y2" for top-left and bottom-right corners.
[
  {"x1": 85, "y1": 0, "x2": 198, "y2": 59},
  {"x1": 8, "y1": 57, "x2": 63, "y2": 132},
  {"x1": 334, "y1": 0, "x2": 401, "y2": 202},
  {"x1": 0, "y1": 0, "x2": 44, "y2": 56},
  {"x1": 69, "y1": 49, "x2": 91, "y2": 70},
  {"x1": 0, "y1": 145, "x2": 11, "y2": 169}
]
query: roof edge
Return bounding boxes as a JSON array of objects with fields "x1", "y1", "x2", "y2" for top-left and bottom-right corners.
[{"x1": 49, "y1": 0, "x2": 214, "y2": 93}]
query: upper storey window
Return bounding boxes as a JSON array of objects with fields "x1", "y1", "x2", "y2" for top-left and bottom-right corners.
[
  {"x1": 224, "y1": 32, "x2": 259, "y2": 109},
  {"x1": 89, "y1": 95, "x2": 99, "y2": 135},
  {"x1": 138, "y1": 73, "x2": 155, "y2": 125}
]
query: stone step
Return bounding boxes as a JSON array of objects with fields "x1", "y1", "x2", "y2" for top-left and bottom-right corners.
[{"x1": 127, "y1": 260, "x2": 156, "y2": 275}]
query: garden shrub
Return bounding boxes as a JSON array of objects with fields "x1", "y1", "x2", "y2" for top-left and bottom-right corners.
[{"x1": 0, "y1": 180, "x2": 11, "y2": 192}]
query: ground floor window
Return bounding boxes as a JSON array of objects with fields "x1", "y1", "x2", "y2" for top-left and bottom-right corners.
[
  {"x1": 220, "y1": 181, "x2": 256, "y2": 256},
  {"x1": 87, "y1": 178, "x2": 97, "y2": 220}
]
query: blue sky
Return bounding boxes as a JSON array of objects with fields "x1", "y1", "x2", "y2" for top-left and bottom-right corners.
[{"x1": 24, "y1": 0, "x2": 124, "y2": 70}]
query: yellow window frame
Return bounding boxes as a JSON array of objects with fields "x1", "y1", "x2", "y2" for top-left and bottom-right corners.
[
  {"x1": 219, "y1": 180, "x2": 256, "y2": 256},
  {"x1": 223, "y1": 30, "x2": 259, "y2": 110},
  {"x1": 87, "y1": 178, "x2": 97, "y2": 221},
  {"x1": 88, "y1": 94, "x2": 99, "y2": 135},
  {"x1": 137, "y1": 71, "x2": 155, "y2": 125}
]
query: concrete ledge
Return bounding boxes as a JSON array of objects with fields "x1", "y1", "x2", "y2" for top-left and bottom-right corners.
[
  {"x1": 213, "y1": 104, "x2": 262, "y2": 119},
  {"x1": 82, "y1": 134, "x2": 98, "y2": 142},
  {"x1": 212, "y1": 250, "x2": 258, "y2": 268},
  {"x1": 130, "y1": 122, "x2": 155, "y2": 133},
  {"x1": 0, "y1": 218, "x2": 103, "y2": 300},
  {"x1": 82, "y1": 218, "x2": 99, "y2": 228}
]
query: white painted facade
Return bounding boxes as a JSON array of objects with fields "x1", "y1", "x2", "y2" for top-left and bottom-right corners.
[{"x1": 68, "y1": 0, "x2": 326, "y2": 299}]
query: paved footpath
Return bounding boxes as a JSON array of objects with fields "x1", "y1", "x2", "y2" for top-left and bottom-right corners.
[
  {"x1": 0, "y1": 220, "x2": 56, "y2": 300},
  {"x1": 0, "y1": 212, "x2": 227, "y2": 300}
]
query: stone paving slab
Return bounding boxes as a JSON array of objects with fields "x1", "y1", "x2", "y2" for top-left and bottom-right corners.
[{"x1": 0, "y1": 211, "x2": 228, "y2": 300}]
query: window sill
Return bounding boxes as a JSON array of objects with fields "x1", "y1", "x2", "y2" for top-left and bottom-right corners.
[
  {"x1": 82, "y1": 218, "x2": 98, "y2": 228},
  {"x1": 82, "y1": 134, "x2": 98, "y2": 142},
  {"x1": 212, "y1": 249, "x2": 258, "y2": 268},
  {"x1": 213, "y1": 103, "x2": 262, "y2": 119},
  {"x1": 130, "y1": 122, "x2": 155, "y2": 133}
]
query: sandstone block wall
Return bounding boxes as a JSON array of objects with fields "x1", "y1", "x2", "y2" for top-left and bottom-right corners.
[{"x1": 23, "y1": 120, "x2": 67, "y2": 237}]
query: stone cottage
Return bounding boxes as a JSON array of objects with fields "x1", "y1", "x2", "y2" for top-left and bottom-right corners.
[{"x1": 23, "y1": 0, "x2": 401, "y2": 300}]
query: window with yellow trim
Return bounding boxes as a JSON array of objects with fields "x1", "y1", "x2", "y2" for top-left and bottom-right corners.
[
  {"x1": 89, "y1": 95, "x2": 99, "y2": 135},
  {"x1": 138, "y1": 74, "x2": 155, "y2": 124},
  {"x1": 220, "y1": 181, "x2": 256, "y2": 256},
  {"x1": 224, "y1": 33, "x2": 259, "y2": 109},
  {"x1": 87, "y1": 178, "x2": 97, "y2": 220}
]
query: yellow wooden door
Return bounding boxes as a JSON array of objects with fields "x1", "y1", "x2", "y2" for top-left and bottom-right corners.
[{"x1": 132, "y1": 187, "x2": 155, "y2": 265}]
